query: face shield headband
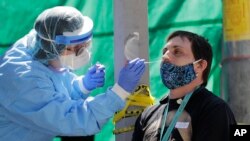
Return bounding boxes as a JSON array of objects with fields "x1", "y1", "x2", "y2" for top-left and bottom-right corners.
[
  {"x1": 36, "y1": 14, "x2": 93, "y2": 46},
  {"x1": 55, "y1": 31, "x2": 93, "y2": 45},
  {"x1": 37, "y1": 30, "x2": 93, "y2": 45}
]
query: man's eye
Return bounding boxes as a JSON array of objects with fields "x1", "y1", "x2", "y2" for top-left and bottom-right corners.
[{"x1": 173, "y1": 50, "x2": 182, "y2": 55}]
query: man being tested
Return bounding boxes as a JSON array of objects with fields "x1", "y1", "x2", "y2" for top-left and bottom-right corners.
[{"x1": 132, "y1": 30, "x2": 236, "y2": 141}]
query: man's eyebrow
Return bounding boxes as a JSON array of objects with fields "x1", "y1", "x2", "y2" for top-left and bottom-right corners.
[
  {"x1": 172, "y1": 45, "x2": 182, "y2": 48},
  {"x1": 164, "y1": 44, "x2": 182, "y2": 50}
]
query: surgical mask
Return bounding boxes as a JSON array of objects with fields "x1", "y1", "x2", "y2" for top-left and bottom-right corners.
[
  {"x1": 160, "y1": 59, "x2": 201, "y2": 89},
  {"x1": 59, "y1": 44, "x2": 92, "y2": 70}
]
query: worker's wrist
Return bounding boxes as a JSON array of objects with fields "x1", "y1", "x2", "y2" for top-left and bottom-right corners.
[
  {"x1": 111, "y1": 83, "x2": 130, "y2": 100},
  {"x1": 76, "y1": 76, "x2": 91, "y2": 94}
]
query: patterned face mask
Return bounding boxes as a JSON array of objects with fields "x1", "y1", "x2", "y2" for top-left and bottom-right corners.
[{"x1": 160, "y1": 59, "x2": 201, "y2": 89}]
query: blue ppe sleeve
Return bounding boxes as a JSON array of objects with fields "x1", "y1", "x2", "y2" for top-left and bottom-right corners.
[
  {"x1": 0, "y1": 69, "x2": 125, "y2": 136},
  {"x1": 73, "y1": 76, "x2": 91, "y2": 98},
  {"x1": 48, "y1": 66, "x2": 90, "y2": 100}
]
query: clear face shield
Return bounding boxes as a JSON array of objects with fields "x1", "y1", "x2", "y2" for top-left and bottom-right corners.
[{"x1": 56, "y1": 16, "x2": 93, "y2": 70}]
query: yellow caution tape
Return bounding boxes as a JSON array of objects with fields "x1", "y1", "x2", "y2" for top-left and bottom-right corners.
[
  {"x1": 124, "y1": 109, "x2": 144, "y2": 118},
  {"x1": 113, "y1": 84, "x2": 155, "y2": 134}
]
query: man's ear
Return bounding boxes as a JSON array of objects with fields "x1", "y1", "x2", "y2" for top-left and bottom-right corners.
[{"x1": 195, "y1": 59, "x2": 207, "y2": 73}]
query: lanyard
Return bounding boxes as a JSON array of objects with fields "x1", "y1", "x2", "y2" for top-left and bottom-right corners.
[{"x1": 160, "y1": 91, "x2": 194, "y2": 141}]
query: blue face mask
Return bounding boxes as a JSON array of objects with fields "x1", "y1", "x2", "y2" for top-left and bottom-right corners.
[{"x1": 160, "y1": 60, "x2": 201, "y2": 89}]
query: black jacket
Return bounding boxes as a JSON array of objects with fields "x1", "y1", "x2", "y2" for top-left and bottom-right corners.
[{"x1": 132, "y1": 87, "x2": 236, "y2": 141}]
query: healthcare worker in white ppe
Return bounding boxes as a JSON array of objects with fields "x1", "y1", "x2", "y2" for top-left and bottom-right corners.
[{"x1": 0, "y1": 6, "x2": 145, "y2": 141}]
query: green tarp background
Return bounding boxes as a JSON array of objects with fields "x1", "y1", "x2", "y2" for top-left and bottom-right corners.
[{"x1": 0, "y1": 0, "x2": 222, "y2": 141}]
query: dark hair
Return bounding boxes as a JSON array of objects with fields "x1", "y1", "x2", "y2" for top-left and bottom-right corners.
[{"x1": 167, "y1": 30, "x2": 213, "y2": 86}]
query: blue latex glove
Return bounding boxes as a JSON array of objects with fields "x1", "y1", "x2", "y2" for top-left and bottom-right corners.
[
  {"x1": 118, "y1": 58, "x2": 145, "y2": 93},
  {"x1": 83, "y1": 64, "x2": 105, "y2": 91}
]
